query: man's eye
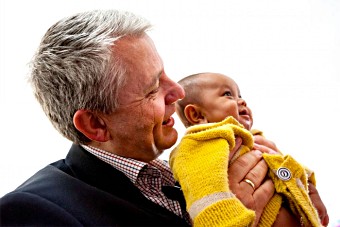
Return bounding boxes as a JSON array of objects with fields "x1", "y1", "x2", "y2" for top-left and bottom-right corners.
[
  {"x1": 223, "y1": 91, "x2": 232, "y2": 96},
  {"x1": 151, "y1": 88, "x2": 159, "y2": 94},
  {"x1": 148, "y1": 88, "x2": 159, "y2": 97}
]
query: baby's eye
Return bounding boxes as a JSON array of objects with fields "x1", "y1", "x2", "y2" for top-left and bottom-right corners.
[{"x1": 223, "y1": 91, "x2": 232, "y2": 96}]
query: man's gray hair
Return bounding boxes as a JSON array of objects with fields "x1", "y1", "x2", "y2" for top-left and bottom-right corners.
[{"x1": 29, "y1": 10, "x2": 152, "y2": 144}]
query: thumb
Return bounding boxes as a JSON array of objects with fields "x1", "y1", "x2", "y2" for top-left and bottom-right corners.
[{"x1": 229, "y1": 136, "x2": 242, "y2": 160}]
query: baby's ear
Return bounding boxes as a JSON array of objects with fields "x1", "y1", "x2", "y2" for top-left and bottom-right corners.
[{"x1": 184, "y1": 104, "x2": 207, "y2": 125}]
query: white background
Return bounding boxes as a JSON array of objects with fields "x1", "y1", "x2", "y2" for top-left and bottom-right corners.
[{"x1": 1, "y1": 0, "x2": 339, "y2": 226}]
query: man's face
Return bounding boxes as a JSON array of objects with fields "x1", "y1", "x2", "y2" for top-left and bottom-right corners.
[
  {"x1": 100, "y1": 34, "x2": 185, "y2": 162},
  {"x1": 198, "y1": 73, "x2": 253, "y2": 130}
]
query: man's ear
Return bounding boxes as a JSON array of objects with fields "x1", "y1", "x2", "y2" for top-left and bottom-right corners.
[
  {"x1": 73, "y1": 110, "x2": 110, "y2": 142},
  {"x1": 184, "y1": 104, "x2": 208, "y2": 125}
]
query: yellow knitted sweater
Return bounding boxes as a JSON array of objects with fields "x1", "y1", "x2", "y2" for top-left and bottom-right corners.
[{"x1": 170, "y1": 117, "x2": 321, "y2": 227}]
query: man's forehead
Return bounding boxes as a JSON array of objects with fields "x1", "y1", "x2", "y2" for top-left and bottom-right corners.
[{"x1": 114, "y1": 34, "x2": 162, "y2": 72}]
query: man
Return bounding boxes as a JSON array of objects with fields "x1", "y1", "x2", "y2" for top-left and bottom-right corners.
[{"x1": 0, "y1": 10, "x2": 277, "y2": 226}]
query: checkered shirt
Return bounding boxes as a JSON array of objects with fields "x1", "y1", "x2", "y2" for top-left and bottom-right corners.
[{"x1": 81, "y1": 145, "x2": 188, "y2": 221}]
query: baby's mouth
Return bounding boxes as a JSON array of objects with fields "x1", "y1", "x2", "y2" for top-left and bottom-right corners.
[{"x1": 239, "y1": 109, "x2": 248, "y2": 116}]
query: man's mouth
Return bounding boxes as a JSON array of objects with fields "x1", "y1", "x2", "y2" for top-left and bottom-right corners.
[
  {"x1": 162, "y1": 119, "x2": 170, "y2": 125},
  {"x1": 162, "y1": 117, "x2": 174, "y2": 126}
]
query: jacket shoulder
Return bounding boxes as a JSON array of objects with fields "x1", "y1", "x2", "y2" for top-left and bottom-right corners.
[{"x1": 0, "y1": 190, "x2": 82, "y2": 226}]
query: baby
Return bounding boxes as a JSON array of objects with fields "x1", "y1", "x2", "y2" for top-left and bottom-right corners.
[{"x1": 170, "y1": 72, "x2": 328, "y2": 226}]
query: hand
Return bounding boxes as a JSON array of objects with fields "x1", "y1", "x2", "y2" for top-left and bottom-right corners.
[
  {"x1": 272, "y1": 206, "x2": 301, "y2": 226},
  {"x1": 228, "y1": 150, "x2": 275, "y2": 226},
  {"x1": 229, "y1": 137, "x2": 242, "y2": 160},
  {"x1": 308, "y1": 183, "x2": 329, "y2": 226},
  {"x1": 253, "y1": 135, "x2": 279, "y2": 154}
]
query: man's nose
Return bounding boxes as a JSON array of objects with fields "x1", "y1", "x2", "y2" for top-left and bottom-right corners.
[{"x1": 165, "y1": 81, "x2": 185, "y2": 105}]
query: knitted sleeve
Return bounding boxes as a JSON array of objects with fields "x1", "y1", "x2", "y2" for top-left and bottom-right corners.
[
  {"x1": 170, "y1": 117, "x2": 255, "y2": 227},
  {"x1": 262, "y1": 154, "x2": 321, "y2": 226}
]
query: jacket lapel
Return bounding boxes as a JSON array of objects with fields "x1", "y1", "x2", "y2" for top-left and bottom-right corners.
[{"x1": 65, "y1": 144, "x2": 187, "y2": 222}]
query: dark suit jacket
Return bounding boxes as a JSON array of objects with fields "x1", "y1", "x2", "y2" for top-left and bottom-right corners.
[{"x1": 0, "y1": 144, "x2": 189, "y2": 226}]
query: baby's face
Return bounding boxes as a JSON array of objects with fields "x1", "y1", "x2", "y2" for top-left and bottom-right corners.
[{"x1": 198, "y1": 73, "x2": 253, "y2": 130}]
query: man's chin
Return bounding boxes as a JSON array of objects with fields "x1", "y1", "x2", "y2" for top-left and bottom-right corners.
[{"x1": 157, "y1": 131, "x2": 178, "y2": 150}]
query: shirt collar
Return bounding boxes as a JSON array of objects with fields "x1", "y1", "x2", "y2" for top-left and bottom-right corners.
[{"x1": 81, "y1": 145, "x2": 174, "y2": 185}]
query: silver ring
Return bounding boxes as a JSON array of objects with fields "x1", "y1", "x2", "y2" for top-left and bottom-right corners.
[{"x1": 244, "y1": 179, "x2": 255, "y2": 190}]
